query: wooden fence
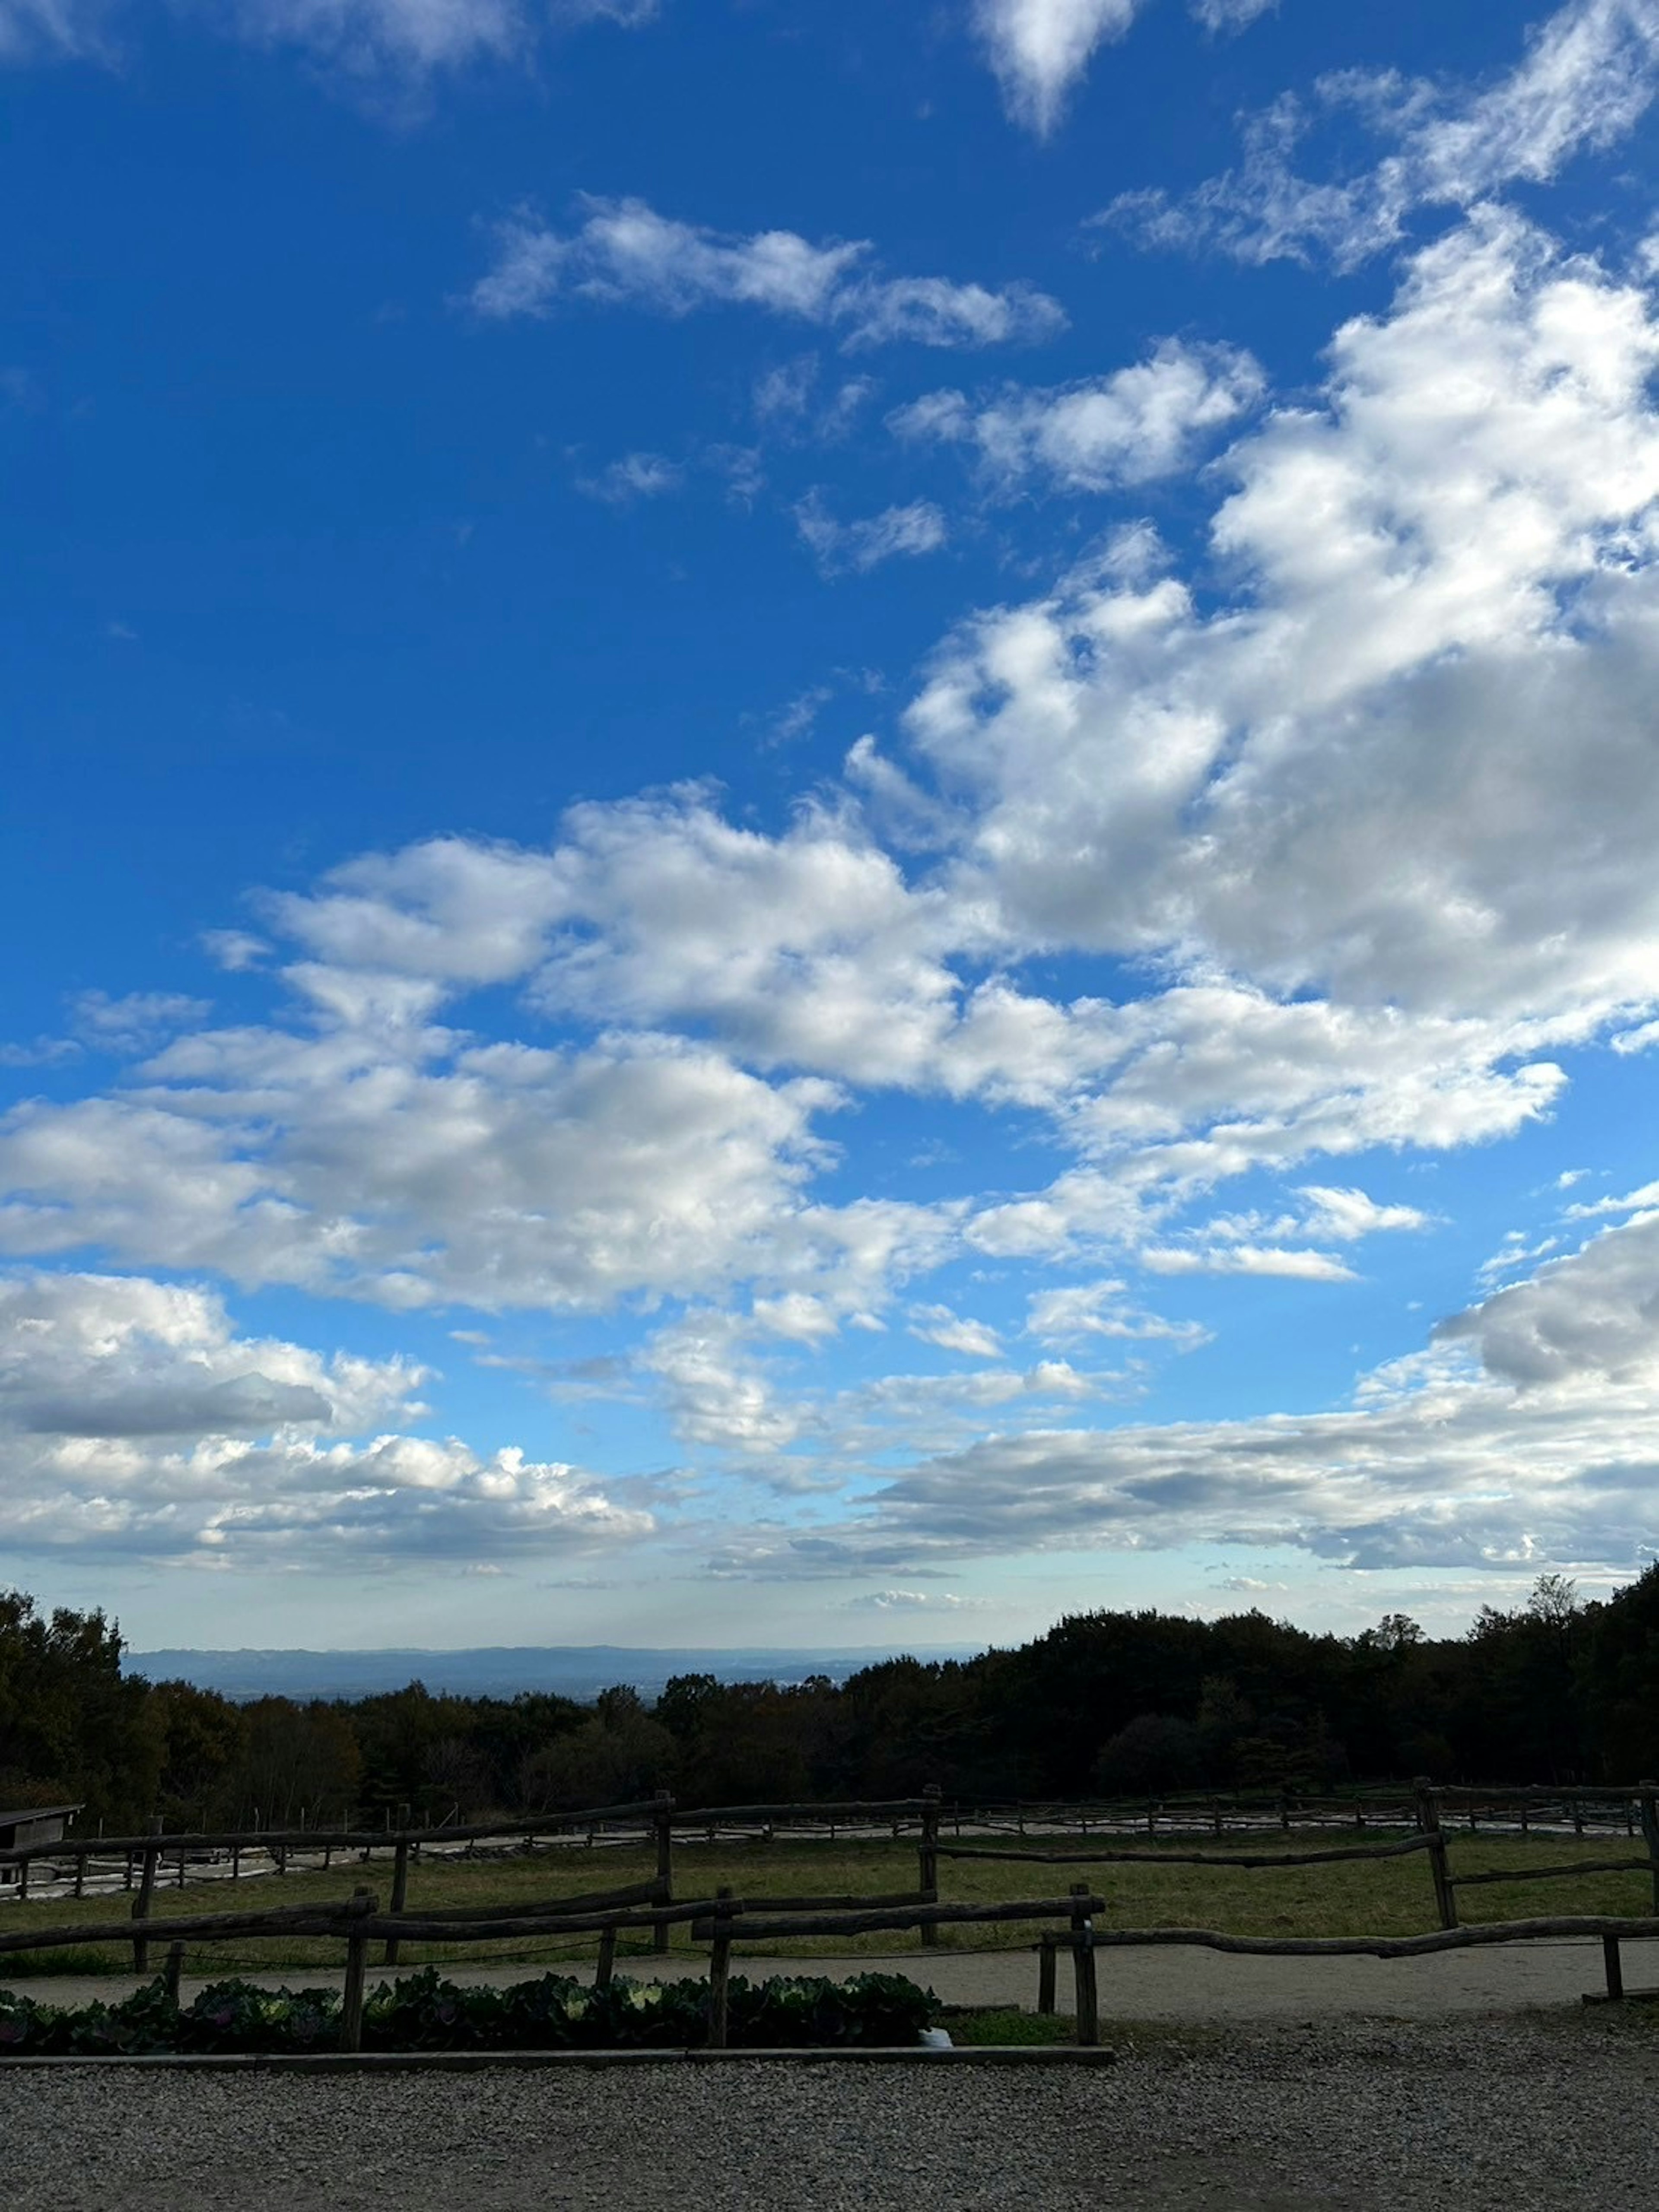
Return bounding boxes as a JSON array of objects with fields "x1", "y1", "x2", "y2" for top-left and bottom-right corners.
[
  {"x1": 4, "y1": 1864, "x2": 1659, "y2": 2051},
  {"x1": 5, "y1": 1776, "x2": 1657, "y2": 1980},
  {"x1": 936, "y1": 1777, "x2": 1659, "y2": 1936}
]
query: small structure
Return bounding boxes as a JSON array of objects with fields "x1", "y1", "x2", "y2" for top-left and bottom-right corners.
[{"x1": 0, "y1": 1803, "x2": 82, "y2": 1882}]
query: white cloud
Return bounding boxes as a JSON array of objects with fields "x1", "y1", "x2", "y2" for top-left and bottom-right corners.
[
  {"x1": 1103, "y1": 0, "x2": 1659, "y2": 268},
  {"x1": 1141, "y1": 1243, "x2": 1357, "y2": 1282},
  {"x1": 712, "y1": 1225, "x2": 1659, "y2": 1580},
  {"x1": 1026, "y1": 1278, "x2": 1207, "y2": 1346},
  {"x1": 231, "y1": 0, "x2": 524, "y2": 76},
  {"x1": 973, "y1": 0, "x2": 1145, "y2": 135},
  {"x1": 71, "y1": 990, "x2": 212, "y2": 1051},
  {"x1": 550, "y1": 0, "x2": 655, "y2": 22},
  {"x1": 1565, "y1": 1178, "x2": 1659, "y2": 1218},
  {"x1": 753, "y1": 354, "x2": 875, "y2": 443},
  {"x1": 469, "y1": 196, "x2": 1065, "y2": 348},
  {"x1": 0, "y1": 1033, "x2": 843, "y2": 1316},
  {"x1": 910, "y1": 213, "x2": 1659, "y2": 1047},
  {"x1": 909, "y1": 1303, "x2": 1004, "y2": 1359},
  {"x1": 0, "y1": 0, "x2": 110, "y2": 61},
  {"x1": 1190, "y1": 0, "x2": 1274, "y2": 32},
  {"x1": 0, "y1": 1270, "x2": 649, "y2": 1569},
  {"x1": 1296, "y1": 1186, "x2": 1431, "y2": 1240},
  {"x1": 0, "y1": 1269, "x2": 424, "y2": 1441},
  {"x1": 576, "y1": 450, "x2": 684, "y2": 502},
  {"x1": 890, "y1": 340, "x2": 1265, "y2": 491},
  {"x1": 0, "y1": 0, "x2": 643, "y2": 73},
  {"x1": 1437, "y1": 1211, "x2": 1659, "y2": 1387},
  {"x1": 795, "y1": 494, "x2": 948, "y2": 576},
  {"x1": 843, "y1": 1588, "x2": 985, "y2": 1611},
  {"x1": 200, "y1": 929, "x2": 271, "y2": 973}
]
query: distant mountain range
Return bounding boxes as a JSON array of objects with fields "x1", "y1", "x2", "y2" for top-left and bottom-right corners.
[{"x1": 125, "y1": 1643, "x2": 983, "y2": 1703}]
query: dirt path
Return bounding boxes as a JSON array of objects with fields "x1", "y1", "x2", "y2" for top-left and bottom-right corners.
[{"x1": 15, "y1": 1932, "x2": 1658, "y2": 2020}]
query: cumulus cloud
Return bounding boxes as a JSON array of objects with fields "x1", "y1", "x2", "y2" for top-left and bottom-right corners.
[
  {"x1": 1026, "y1": 1279, "x2": 1208, "y2": 1346},
  {"x1": 909, "y1": 1303, "x2": 1004, "y2": 1359},
  {"x1": 0, "y1": 1029, "x2": 844, "y2": 1315},
  {"x1": 12, "y1": 168, "x2": 1659, "y2": 1591},
  {"x1": 910, "y1": 211, "x2": 1659, "y2": 1046},
  {"x1": 890, "y1": 341, "x2": 1265, "y2": 491},
  {"x1": 468, "y1": 197, "x2": 1065, "y2": 348},
  {"x1": 1437, "y1": 1209, "x2": 1659, "y2": 1387},
  {"x1": 1103, "y1": 0, "x2": 1659, "y2": 268},
  {"x1": 712, "y1": 1231, "x2": 1659, "y2": 1581},
  {"x1": 11, "y1": 212, "x2": 1655, "y2": 1362},
  {"x1": 973, "y1": 0, "x2": 1145, "y2": 134},
  {"x1": 0, "y1": 1269, "x2": 652, "y2": 1568},
  {"x1": 1297, "y1": 1187, "x2": 1432, "y2": 1241}
]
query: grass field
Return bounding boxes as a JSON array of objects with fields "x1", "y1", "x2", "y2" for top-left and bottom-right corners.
[{"x1": 2, "y1": 1830, "x2": 1653, "y2": 1978}]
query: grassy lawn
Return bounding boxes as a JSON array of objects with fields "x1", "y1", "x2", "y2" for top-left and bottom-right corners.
[{"x1": 1, "y1": 1830, "x2": 1652, "y2": 1979}]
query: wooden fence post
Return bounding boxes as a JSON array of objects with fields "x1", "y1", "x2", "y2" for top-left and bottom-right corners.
[
  {"x1": 132, "y1": 1816, "x2": 162, "y2": 1974},
  {"x1": 919, "y1": 1783, "x2": 941, "y2": 1947},
  {"x1": 163, "y1": 1942, "x2": 184, "y2": 2003},
  {"x1": 1639, "y1": 1781, "x2": 1659, "y2": 1915},
  {"x1": 383, "y1": 1835, "x2": 411, "y2": 1967},
  {"x1": 1036, "y1": 1933, "x2": 1056, "y2": 2016},
  {"x1": 73, "y1": 1850, "x2": 86, "y2": 1900},
  {"x1": 654, "y1": 1793, "x2": 674, "y2": 1957},
  {"x1": 1602, "y1": 1933, "x2": 1624, "y2": 2002},
  {"x1": 1069, "y1": 1882, "x2": 1098, "y2": 2047},
  {"x1": 1414, "y1": 1777, "x2": 1457, "y2": 1930},
  {"x1": 16, "y1": 1856, "x2": 26, "y2": 1904},
  {"x1": 339, "y1": 1888, "x2": 376, "y2": 2053},
  {"x1": 706, "y1": 1886, "x2": 734, "y2": 2051},
  {"x1": 596, "y1": 1923, "x2": 618, "y2": 1990}
]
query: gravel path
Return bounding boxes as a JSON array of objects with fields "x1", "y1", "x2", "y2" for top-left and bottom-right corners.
[{"x1": 5, "y1": 2013, "x2": 1657, "y2": 2209}]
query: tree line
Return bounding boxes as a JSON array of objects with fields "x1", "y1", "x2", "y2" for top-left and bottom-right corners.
[{"x1": 3, "y1": 1565, "x2": 1656, "y2": 1835}]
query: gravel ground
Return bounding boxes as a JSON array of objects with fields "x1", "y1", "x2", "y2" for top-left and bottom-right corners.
[{"x1": 4, "y1": 2012, "x2": 1656, "y2": 2210}]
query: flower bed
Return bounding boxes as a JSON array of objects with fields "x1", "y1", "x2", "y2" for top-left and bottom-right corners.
[{"x1": 0, "y1": 1965, "x2": 940, "y2": 2056}]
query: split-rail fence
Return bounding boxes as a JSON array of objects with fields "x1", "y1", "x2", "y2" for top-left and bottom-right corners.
[{"x1": 4, "y1": 1778, "x2": 1658, "y2": 2048}]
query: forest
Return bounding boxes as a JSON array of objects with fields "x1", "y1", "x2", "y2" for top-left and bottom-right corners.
[{"x1": 3, "y1": 1566, "x2": 1656, "y2": 1835}]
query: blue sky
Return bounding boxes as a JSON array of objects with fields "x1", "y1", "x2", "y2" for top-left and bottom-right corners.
[{"x1": 4, "y1": 0, "x2": 1659, "y2": 1653}]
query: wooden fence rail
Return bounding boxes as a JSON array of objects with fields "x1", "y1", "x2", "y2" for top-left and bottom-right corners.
[
  {"x1": 6, "y1": 1778, "x2": 1656, "y2": 1968},
  {"x1": 0, "y1": 1793, "x2": 677, "y2": 1869},
  {"x1": 6, "y1": 1873, "x2": 1659, "y2": 2052},
  {"x1": 935, "y1": 1835, "x2": 1434, "y2": 1871}
]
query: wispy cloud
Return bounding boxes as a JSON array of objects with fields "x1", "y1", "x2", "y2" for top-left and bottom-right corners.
[
  {"x1": 794, "y1": 492, "x2": 948, "y2": 576},
  {"x1": 575, "y1": 450, "x2": 685, "y2": 503},
  {"x1": 470, "y1": 196, "x2": 1065, "y2": 348},
  {"x1": 1101, "y1": 0, "x2": 1659, "y2": 268}
]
